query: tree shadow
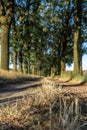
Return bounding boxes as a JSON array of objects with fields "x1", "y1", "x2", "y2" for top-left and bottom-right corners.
[
  {"x1": 0, "y1": 76, "x2": 42, "y2": 86},
  {"x1": 0, "y1": 77, "x2": 42, "y2": 105}
]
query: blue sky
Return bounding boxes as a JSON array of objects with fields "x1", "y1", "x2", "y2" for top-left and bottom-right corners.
[{"x1": 82, "y1": 54, "x2": 87, "y2": 70}]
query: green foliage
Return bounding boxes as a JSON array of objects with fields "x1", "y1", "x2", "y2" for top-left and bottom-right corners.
[{"x1": 0, "y1": 0, "x2": 86, "y2": 75}]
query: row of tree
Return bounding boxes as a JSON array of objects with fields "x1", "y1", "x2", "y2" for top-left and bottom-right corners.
[{"x1": 0, "y1": 0, "x2": 87, "y2": 76}]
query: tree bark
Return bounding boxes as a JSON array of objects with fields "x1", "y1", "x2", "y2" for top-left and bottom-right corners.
[
  {"x1": 1, "y1": 25, "x2": 9, "y2": 70},
  {"x1": 73, "y1": 0, "x2": 82, "y2": 75},
  {"x1": 73, "y1": 30, "x2": 80, "y2": 75},
  {"x1": 61, "y1": 58, "x2": 65, "y2": 75},
  {"x1": 57, "y1": 56, "x2": 61, "y2": 75},
  {"x1": 13, "y1": 50, "x2": 17, "y2": 71},
  {"x1": 24, "y1": 59, "x2": 28, "y2": 74},
  {"x1": 0, "y1": 0, "x2": 14, "y2": 70},
  {"x1": 18, "y1": 50, "x2": 23, "y2": 73}
]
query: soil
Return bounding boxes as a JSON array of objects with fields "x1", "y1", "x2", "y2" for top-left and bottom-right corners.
[
  {"x1": 0, "y1": 78, "x2": 41, "y2": 105},
  {"x1": 0, "y1": 77, "x2": 87, "y2": 106},
  {"x1": 0, "y1": 78, "x2": 87, "y2": 129}
]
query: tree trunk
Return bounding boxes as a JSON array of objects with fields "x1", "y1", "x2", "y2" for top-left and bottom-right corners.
[
  {"x1": 27, "y1": 59, "x2": 30, "y2": 74},
  {"x1": 57, "y1": 62, "x2": 61, "y2": 75},
  {"x1": 18, "y1": 50, "x2": 23, "y2": 73},
  {"x1": 13, "y1": 50, "x2": 17, "y2": 71},
  {"x1": 73, "y1": 0, "x2": 82, "y2": 75},
  {"x1": 0, "y1": 0, "x2": 14, "y2": 70},
  {"x1": 61, "y1": 58, "x2": 65, "y2": 75},
  {"x1": 1, "y1": 25, "x2": 9, "y2": 70},
  {"x1": 24, "y1": 59, "x2": 28, "y2": 74},
  {"x1": 51, "y1": 67, "x2": 56, "y2": 77},
  {"x1": 32, "y1": 65, "x2": 35, "y2": 75},
  {"x1": 73, "y1": 30, "x2": 80, "y2": 75}
]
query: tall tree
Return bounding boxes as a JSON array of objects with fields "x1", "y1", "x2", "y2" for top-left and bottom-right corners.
[
  {"x1": 73, "y1": 0, "x2": 82, "y2": 75},
  {"x1": 0, "y1": 0, "x2": 14, "y2": 70}
]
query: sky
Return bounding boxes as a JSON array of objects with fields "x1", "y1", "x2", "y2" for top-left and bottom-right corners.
[{"x1": 82, "y1": 54, "x2": 87, "y2": 70}]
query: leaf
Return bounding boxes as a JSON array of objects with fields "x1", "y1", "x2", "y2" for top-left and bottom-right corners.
[{"x1": 43, "y1": 27, "x2": 47, "y2": 32}]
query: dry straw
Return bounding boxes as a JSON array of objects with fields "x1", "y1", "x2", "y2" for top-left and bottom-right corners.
[{"x1": 0, "y1": 78, "x2": 83, "y2": 130}]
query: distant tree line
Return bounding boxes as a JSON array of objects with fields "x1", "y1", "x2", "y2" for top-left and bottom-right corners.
[{"x1": 0, "y1": 0, "x2": 87, "y2": 76}]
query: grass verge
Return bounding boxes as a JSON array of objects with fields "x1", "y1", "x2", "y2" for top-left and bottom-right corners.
[{"x1": 0, "y1": 69, "x2": 41, "y2": 85}]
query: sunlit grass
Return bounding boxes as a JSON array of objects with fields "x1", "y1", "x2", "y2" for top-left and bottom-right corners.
[
  {"x1": 53, "y1": 72, "x2": 72, "y2": 82},
  {"x1": 52, "y1": 71, "x2": 86, "y2": 84},
  {"x1": 71, "y1": 74, "x2": 86, "y2": 83},
  {"x1": 0, "y1": 69, "x2": 40, "y2": 85},
  {"x1": 0, "y1": 69, "x2": 28, "y2": 79}
]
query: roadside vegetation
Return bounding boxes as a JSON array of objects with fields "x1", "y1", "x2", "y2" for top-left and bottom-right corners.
[
  {"x1": 0, "y1": 69, "x2": 41, "y2": 85},
  {"x1": 0, "y1": 69, "x2": 86, "y2": 85},
  {"x1": 51, "y1": 71, "x2": 86, "y2": 84}
]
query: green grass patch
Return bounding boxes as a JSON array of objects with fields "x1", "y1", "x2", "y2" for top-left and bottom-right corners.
[{"x1": 71, "y1": 74, "x2": 86, "y2": 83}]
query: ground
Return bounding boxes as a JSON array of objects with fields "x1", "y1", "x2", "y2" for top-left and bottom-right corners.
[
  {"x1": 0, "y1": 78, "x2": 41, "y2": 105},
  {"x1": 0, "y1": 77, "x2": 87, "y2": 129}
]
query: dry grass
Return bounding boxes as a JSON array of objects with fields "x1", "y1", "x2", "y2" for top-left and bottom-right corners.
[
  {"x1": 0, "y1": 69, "x2": 40, "y2": 85},
  {"x1": 52, "y1": 72, "x2": 72, "y2": 82},
  {"x1": 0, "y1": 78, "x2": 84, "y2": 130},
  {"x1": 0, "y1": 69, "x2": 23, "y2": 79}
]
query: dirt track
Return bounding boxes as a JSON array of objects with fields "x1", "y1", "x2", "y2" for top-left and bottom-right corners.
[
  {"x1": 0, "y1": 79, "x2": 87, "y2": 103},
  {"x1": 0, "y1": 78, "x2": 87, "y2": 106},
  {"x1": 0, "y1": 78, "x2": 41, "y2": 105}
]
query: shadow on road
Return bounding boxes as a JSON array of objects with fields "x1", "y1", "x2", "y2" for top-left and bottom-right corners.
[{"x1": 0, "y1": 77, "x2": 42, "y2": 104}]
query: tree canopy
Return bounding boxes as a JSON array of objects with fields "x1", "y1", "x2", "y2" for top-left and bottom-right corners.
[{"x1": 0, "y1": 0, "x2": 87, "y2": 76}]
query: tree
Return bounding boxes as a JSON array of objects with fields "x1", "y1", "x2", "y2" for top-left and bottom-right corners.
[
  {"x1": 0, "y1": 0, "x2": 14, "y2": 70},
  {"x1": 73, "y1": 0, "x2": 82, "y2": 75},
  {"x1": 2, "y1": 0, "x2": 86, "y2": 76}
]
